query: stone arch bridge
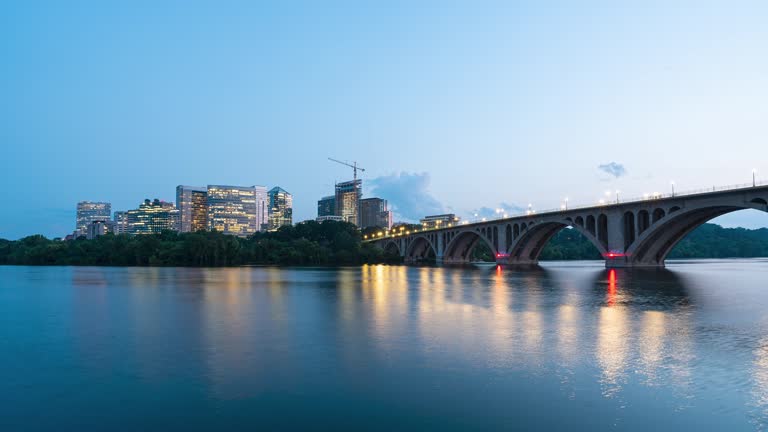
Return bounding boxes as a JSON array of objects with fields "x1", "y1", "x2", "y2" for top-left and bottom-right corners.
[{"x1": 368, "y1": 185, "x2": 768, "y2": 268}]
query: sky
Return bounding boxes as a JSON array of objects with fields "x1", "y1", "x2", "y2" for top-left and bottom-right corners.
[{"x1": 1, "y1": 0, "x2": 767, "y2": 239}]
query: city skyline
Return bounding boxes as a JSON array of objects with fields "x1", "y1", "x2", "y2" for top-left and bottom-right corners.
[{"x1": 3, "y1": 1, "x2": 768, "y2": 239}]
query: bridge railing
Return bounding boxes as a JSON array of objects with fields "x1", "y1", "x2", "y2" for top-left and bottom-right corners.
[{"x1": 364, "y1": 180, "x2": 768, "y2": 241}]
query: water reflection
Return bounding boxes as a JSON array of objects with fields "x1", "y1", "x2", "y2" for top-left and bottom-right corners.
[{"x1": 22, "y1": 262, "x2": 765, "y2": 430}]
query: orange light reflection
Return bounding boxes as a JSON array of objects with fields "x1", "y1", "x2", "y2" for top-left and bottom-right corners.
[{"x1": 607, "y1": 269, "x2": 617, "y2": 306}]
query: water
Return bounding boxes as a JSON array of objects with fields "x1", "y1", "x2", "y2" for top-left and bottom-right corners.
[{"x1": 2, "y1": 260, "x2": 768, "y2": 431}]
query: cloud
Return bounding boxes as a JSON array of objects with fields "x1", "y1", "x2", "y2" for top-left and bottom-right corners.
[
  {"x1": 598, "y1": 162, "x2": 627, "y2": 178},
  {"x1": 367, "y1": 172, "x2": 444, "y2": 222}
]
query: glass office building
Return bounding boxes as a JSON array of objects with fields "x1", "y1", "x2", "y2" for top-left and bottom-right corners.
[
  {"x1": 207, "y1": 185, "x2": 267, "y2": 237},
  {"x1": 176, "y1": 185, "x2": 208, "y2": 233},
  {"x1": 360, "y1": 198, "x2": 392, "y2": 229},
  {"x1": 335, "y1": 179, "x2": 362, "y2": 226},
  {"x1": 126, "y1": 199, "x2": 180, "y2": 235},
  {"x1": 317, "y1": 196, "x2": 336, "y2": 218},
  {"x1": 76, "y1": 201, "x2": 111, "y2": 237},
  {"x1": 268, "y1": 187, "x2": 293, "y2": 231}
]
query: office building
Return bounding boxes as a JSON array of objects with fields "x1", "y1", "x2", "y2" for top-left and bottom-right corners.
[
  {"x1": 420, "y1": 214, "x2": 460, "y2": 230},
  {"x1": 86, "y1": 220, "x2": 114, "y2": 240},
  {"x1": 207, "y1": 185, "x2": 268, "y2": 237},
  {"x1": 317, "y1": 196, "x2": 336, "y2": 217},
  {"x1": 360, "y1": 198, "x2": 392, "y2": 229},
  {"x1": 113, "y1": 211, "x2": 129, "y2": 235},
  {"x1": 268, "y1": 187, "x2": 293, "y2": 231},
  {"x1": 316, "y1": 215, "x2": 344, "y2": 222},
  {"x1": 176, "y1": 185, "x2": 208, "y2": 233},
  {"x1": 126, "y1": 199, "x2": 180, "y2": 235},
  {"x1": 76, "y1": 201, "x2": 111, "y2": 237},
  {"x1": 335, "y1": 179, "x2": 362, "y2": 226}
]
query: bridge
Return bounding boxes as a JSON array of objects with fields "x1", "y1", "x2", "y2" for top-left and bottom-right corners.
[{"x1": 366, "y1": 182, "x2": 768, "y2": 268}]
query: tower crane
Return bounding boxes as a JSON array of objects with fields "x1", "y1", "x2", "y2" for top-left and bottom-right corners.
[{"x1": 328, "y1": 158, "x2": 366, "y2": 182}]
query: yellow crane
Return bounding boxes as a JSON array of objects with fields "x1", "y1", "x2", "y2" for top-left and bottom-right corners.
[{"x1": 328, "y1": 158, "x2": 366, "y2": 182}]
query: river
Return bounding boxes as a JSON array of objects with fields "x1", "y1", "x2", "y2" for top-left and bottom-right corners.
[{"x1": 2, "y1": 260, "x2": 768, "y2": 430}]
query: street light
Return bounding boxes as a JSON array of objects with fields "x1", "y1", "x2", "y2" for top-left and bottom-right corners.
[
  {"x1": 616, "y1": 190, "x2": 620, "y2": 204},
  {"x1": 754, "y1": 168, "x2": 758, "y2": 187},
  {"x1": 671, "y1": 181, "x2": 675, "y2": 197},
  {"x1": 564, "y1": 198, "x2": 569, "y2": 210}
]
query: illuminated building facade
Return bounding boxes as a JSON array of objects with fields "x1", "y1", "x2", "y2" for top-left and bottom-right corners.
[
  {"x1": 360, "y1": 198, "x2": 392, "y2": 229},
  {"x1": 419, "y1": 213, "x2": 460, "y2": 230},
  {"x1": 76, "y1": 201, "x2": 111, "y2": 237},
  {"x1": 176, "y1": 185, "x2": 208, "y2": 232},
  {"x1": 268, "y1": 187, "x2": 293, "y2": 231},
  {"x1": 126, "y1": 199, "x2": 180, "y2": 235},
  {"x1": 113, "y1": 211, "x2": 129, "y2": 235},
  {"x1": 335, "y1": 179, "x2": 362, "y2": 226},
  {"x1": 207, "y1": 185, "x2": 267, "y2": 237},
  {"x1": 317, "y1": 196, "x2": 336, "y2": 217}
]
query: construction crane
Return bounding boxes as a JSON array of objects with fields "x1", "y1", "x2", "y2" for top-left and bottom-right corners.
[{"x1": 328, "y1": 158, "x2": 366, "y2": 182}]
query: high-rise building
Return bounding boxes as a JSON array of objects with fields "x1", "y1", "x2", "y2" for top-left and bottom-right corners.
[
  {"x1": 176, "y1": 185, "x2": 208, "y2": 233},
  {"x1": 207, "y1": 185, "x2": 268, "y2": 237},
  {"x1": 113, "y1": 211, "x2": 129, "y2": 235},
  {"x1": 335, "y1": 179, "x2": 362, "y2": 226},
  {"x1": 360, "y1": 198, "x2": 392, "y2": 229},
  {"x1": 268, "y1": 187, "x2": 293, "y2": 231},
  {"x1": 419, "y1": 213, "x2": 460, "y2": 230},
  {"x1": 126, "y1": 199, "x2": 180, "y2": 235},
  {"x1": 76, "y1": 201, "x2": 111, "y2": 237},
  {"x1": 317, "y1": 196, "x2": 336, "y2": 217}
]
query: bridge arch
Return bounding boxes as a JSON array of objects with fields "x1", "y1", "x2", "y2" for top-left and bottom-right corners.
[
  {"x1": 627, "y1": 202, "x2": 767, "y2": 266},
  {"x1": 623, "y1": 211, "x2": 636, "y2": 250},
  {"x1": 586, "y1": 215, "x2": 596, "y2": 236},
  {"x1": 383, "y1": 240, "x2": 401, "y2": 256},
  {"x1": 443, "y1": 230, "x2": 497, "y2": 264},
  {"x1": 652, "y1": 208, "x2": 665, "y2": 223},
  {"x1": 506, "y1": 220, "x2": 608, "y2": 264},
  {"x1": 638, "y1": 210, "x2": 650, "y2": 234},
  {"x1": 404, "y1": 235, "x2": 437, "y2": 263}
]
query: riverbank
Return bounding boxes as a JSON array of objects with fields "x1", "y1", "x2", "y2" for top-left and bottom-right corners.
[{"x1": 1, "y1": 222, "x2": 766, "y2": 267}]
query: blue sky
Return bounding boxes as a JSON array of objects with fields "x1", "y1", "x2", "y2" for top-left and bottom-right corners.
[{"x1": 1, "y1": 1, "x2": 767, "y2": 239}]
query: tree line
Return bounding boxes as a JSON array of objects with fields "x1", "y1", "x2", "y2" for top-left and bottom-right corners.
[
  {"x1": 0, "y1": 221, "x2": 399, "y2": 267},
  {"x1": 0, "y1": 222, "x2": 766, "y2": 267}
]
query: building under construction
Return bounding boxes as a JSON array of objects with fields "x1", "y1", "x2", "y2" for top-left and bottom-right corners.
[{"x1": 334, "y1": 179, "x2": 362, "y2": 226}]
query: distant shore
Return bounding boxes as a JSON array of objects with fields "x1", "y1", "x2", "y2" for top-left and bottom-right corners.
[{"x1": 1, "y1": 222, "x2": 766, "y2": 267}]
